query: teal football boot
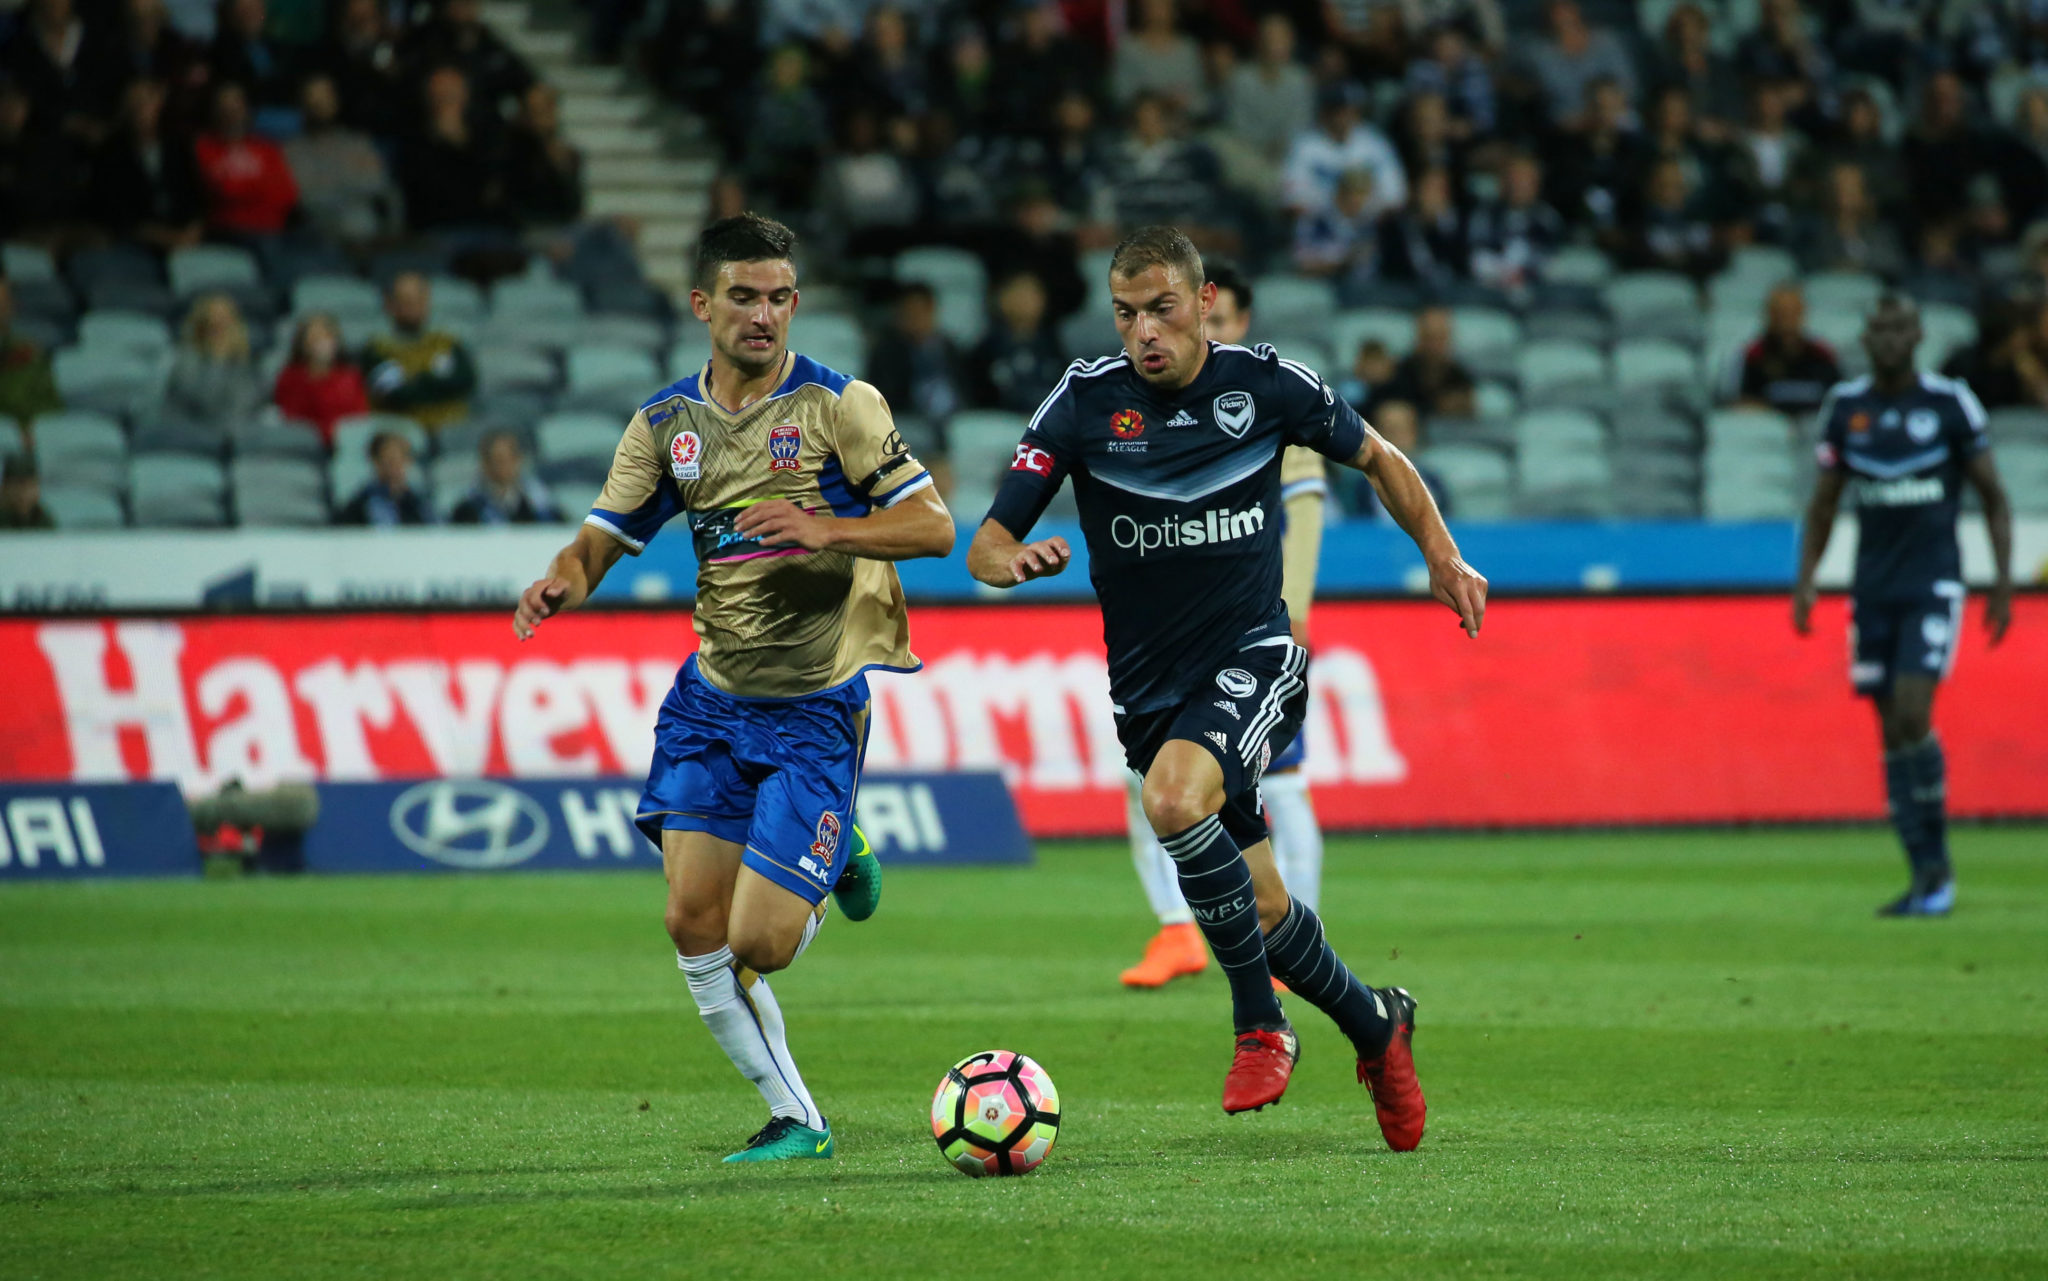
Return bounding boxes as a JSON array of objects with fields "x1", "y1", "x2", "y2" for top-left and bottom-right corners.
[
  {"x1": 723, "y1": 1116, "x2": 834, "y2": 1163},
  {"x1": 830, "y1": 824, "x2": 882, "y2": 922}
]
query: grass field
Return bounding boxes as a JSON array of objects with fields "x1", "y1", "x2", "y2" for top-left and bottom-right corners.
[{"x1": 3, "y1": 827, "x2": 2046, "y2": 1280}]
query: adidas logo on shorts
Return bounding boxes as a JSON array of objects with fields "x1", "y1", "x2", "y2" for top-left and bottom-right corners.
[{"x1": 1205, "y1": 730, "x2": 1229, "y2": 751}]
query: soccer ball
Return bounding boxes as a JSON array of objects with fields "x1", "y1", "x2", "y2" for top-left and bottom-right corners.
[{"x1": 929, "y1": 1050, "x2": 1061, "y2": 1177}]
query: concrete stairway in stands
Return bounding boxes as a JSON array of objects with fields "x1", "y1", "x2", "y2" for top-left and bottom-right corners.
[{"x1": 480, "y1": 0, "x2": 713, "y2": 298}]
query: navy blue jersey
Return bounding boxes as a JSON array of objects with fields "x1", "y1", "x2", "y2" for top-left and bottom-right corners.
[
  {"x1": 1814, "y1": 371, "x2": 1989, "y2": 602},
  {"x1": 986, "y1": 342, "x2": 1368, "y2": 714}
]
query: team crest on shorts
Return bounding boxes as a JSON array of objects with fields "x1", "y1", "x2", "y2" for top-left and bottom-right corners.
[
  {"x1": 769, "y1": 423, "x2": 803, "y2": 472},
  {"x1": 1215, "y1": 668, "x2": 1257, "y2": 699},
  {"x1": 669, "y1": 430, "x2": 701, "y2": 480},
  {"x1": 810, "y1": 811, "x2": 842, "y2": 867}
]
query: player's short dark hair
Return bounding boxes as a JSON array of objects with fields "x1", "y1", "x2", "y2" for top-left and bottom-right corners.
[
  {"x1": 1109, "y1": 225, "x2": 1205, "y2": 290},
  {"x1": 1205, "y1": 257, "x2": 1251, "y2": 314},
  {"x1": 695, "y1": 213, "x2": 798, "y2": 291}
]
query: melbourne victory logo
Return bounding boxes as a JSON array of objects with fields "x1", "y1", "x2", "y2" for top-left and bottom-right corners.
[{"x1": 768, "y1": 423, "x2": 803, "y2": 472}]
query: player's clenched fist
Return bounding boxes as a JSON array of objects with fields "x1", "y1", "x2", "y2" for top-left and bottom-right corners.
[
  {"x1": 1428, "y1": 553, "x2": 1487, "y2": 638},
  {"x1": 514, "y1": 578, "x2": 572, "y2": 640},
  {"x1": 1009, "y1": 536, "x2": 1071, "y2": 584}
]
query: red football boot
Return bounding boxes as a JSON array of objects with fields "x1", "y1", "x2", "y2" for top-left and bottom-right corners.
[
  {"x1": 1357, "y1": 986, "x2": 1425, "y2": 1151},
  {"x1": 1222, "y1": 1024, "x2": 1299, "y2": 1113}
]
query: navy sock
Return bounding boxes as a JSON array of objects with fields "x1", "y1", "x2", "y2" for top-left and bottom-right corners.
[
  {"x1": 1885, "y1": 737, "x2": 1950, "y2": 883},
  {"x1": 1263, "y1": 898, "x2": 1392, "y2": 1058},
  {"x1": 1161, "y1": 815, "x2": 1284, "y2": 1032}
]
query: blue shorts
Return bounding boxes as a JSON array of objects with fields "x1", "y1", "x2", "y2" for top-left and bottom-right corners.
[
  {"x1": 634, "y1": 655, "x2": 871, "y2": 905},
  {"x1": 1849, "y1": 581, "x2": 1966, "y2": 696}
]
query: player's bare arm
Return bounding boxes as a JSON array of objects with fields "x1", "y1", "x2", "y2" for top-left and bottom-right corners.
[
  {"x1": 1343, "y1": 426, "x2": 1487, "y2": 638},
  {"x1": 966, "y1": 518, "x2": 1071, "y2": 587},
  {"x1": 1793, "y1": 468, "x2": 1846, "y2": 636},
  {"x1": 736, "y1": 485, "x2": 956, "y2": 560},
  {"x1": 1965, "y1": 450, "x2": 2015, "y2": 645},
  {"x1": 514, "y1": 522, "x2": 629, "y2": 640}
]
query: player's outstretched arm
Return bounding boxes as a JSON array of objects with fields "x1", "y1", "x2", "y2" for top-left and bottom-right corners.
[
  {"x1": 1345, "y1": 429, "x2": 1487, "y2": 637},
  {"x1": 514, "y1": 523, "x2": 630, "y2": 640},
  {"x1": 1792, "y1": 469, "x2": 1845, "y2": 636},
  {"x1": 967, "y1": 518, "x2": 1071, "y2": 588},
  {"x1": 1965, "y1": 450, "x2": 2015, "y2": 645},
  {"x1": 734, "y1": 485, "x2": 956, "y2": 561}
]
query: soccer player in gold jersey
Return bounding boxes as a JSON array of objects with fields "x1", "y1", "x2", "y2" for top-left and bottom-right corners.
[{"x1": 514, "y1": 214, "x2": 954, "y2": 1162}]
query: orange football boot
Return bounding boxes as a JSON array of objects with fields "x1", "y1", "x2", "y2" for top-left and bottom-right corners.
[{"x1": 1120, "y1": 923, "x2": 1209, "y2": 988}]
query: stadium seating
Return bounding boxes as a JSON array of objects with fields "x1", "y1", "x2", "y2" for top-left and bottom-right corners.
[
  {"x1": 429, "y1": 454, "x2": 482, "y2": 517},
  {"x1": 536, "y1": 412, "x2": 623, "y2": 483},
  {"x1": 229, "y1": 416, "x2": 327, "y2": 460},
  {"x1": 2002, "y1": 442, "x2": 2048, "y2": 512},
  {"x1": 1517, "y1": 339, "x2": 1609, "y2": 407},
  {"x1": 231, "y1": 457, "x2": 328, "y2": 526},
  {"x1": 1612, "y1": 339, "x2": 1703, "y2": 409},
  {"x1": 1329, "y1": 308, "x2": 1414, "y2": 362},
  {"x1": 1417, "y1": 442, "x2": 1512, "y2": 518},
  {"x1": 129, "y1": 452, "x2": 228, "y2": 526},
  {"x1": 895, "y1": 247, "x2": 989, "y2": 345},
  {"x1": 39, "y1": 484, "x2": 124, "y2": 528},
  {"x1": 1250, "y1": 276, "x2": 1338, "y2": 342},
  {"x1": 34, "y1": 411, "x2": 129, "y2": 491},
  {"x1": 801, "y1": 312, "x2": 869, "y2": 378},
  {"x1": 169, "y1": 245, "x2": 264, "y2": 297},
  {"x1": 477, "y1": 346, "x2": 560, "y2": 396},
  {"x1": 491, "y1": 276, "x2": 586, "y2": 323},
  {"x1": 1803, "y1": 271, "x2": 1886, "y2": 316},
  {"x1": 563, "y1": 345, "x2": 662, "y2": 411},
  {"x1": 291, "y1": 274, "x2": 383, "y2": 322},
  {"x1": 946, "y1": 409, "x2": 1029, "y2": 518}
]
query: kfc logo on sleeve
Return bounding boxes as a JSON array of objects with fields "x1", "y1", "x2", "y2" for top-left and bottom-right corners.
[{"x1": 1012, "y1": 443, "x2": 1055, "y2": 477}]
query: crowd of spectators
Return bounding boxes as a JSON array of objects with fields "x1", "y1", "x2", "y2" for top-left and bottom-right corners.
[{"x1": 626, "y1": 0, "x2": 2048, "y2": 509}]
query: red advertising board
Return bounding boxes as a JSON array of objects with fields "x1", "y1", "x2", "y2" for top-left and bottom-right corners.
[{"x1": 2, "y1": 598, "x2": 2043, "y2": 833}]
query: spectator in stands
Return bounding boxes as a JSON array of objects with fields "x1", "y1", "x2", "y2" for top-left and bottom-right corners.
[
  {"x1": 865, "y1": 281, "x2": 960, "y2": 479},
  {"x1": 990, "y1": 1, "x2": 1096, "y2": 134},
  {"x1": 746, "y1": 45, "x2": 829, "y2": 211},
  {"x1": 336, "y1": 429, "x2": 429, "y2": 526},
  {"x1": 1106, "y1": 94, "x2": 1228, "y2": 239},
  {"x1": 1335, "y1": 336, "x2": 1397, "y2": 413},
  {"x1": 1731, "y1": 283, "x2": 1840, "y2": 418},
  {"x1": 1622, "y1": 156, "x2": 1724, "y2": 279},
  {"x1": 1902, "y1": 71, "x2": 1982, "y2": 236},
  {"x1": 1282, "y1": 81, "x2": 1405, "y2": 218},
  {"x1": 284, "y1": 73, "x2": 397, "y2": 244},
  {"x1": 321, "y1": 0, "x2": 407, "y2": 137},
  {"x1": 0, "y1": 278, "x2": 63, "y2": 441},
  {"x1": 505, "y1": 82, "x2": 584, "y2": 227},
  {"x1": 273, "y1": 312, "x2": 368, "y2": 446},
  {"x1": 1520, "y1": 0, "x2": 1637, "y2": 130},
  {"x1": 1729, "y1": 79, "x2": 1812, "y2": 244},
  {"x1": 109, "y1": 0, "x2": 209, "y2": 129},
  {"x1": 1987, "y1": 86, "x2": 2048, "y2": 231},
  {"x1": 88, "y1": 78, "x2": 203, "y2": 250},
  {"x1": 981, "y1": 182, "x2": 1087, "y2": 322},
  {"x1": 166, "y1": 292, "x2": 264, "y2": 433},
  {"x1": 1467, "y1": 151, "x2": 1564, "y2": 295},
  {"x1": 364, "y1": 272, "x2": 476, "y2": 433},
  {"x1": 1326, "y1": 0, "x2": 1406, "y2": 83},
  {"x1": 1735, "y1": 0, "x2": 1831, "y2": 99},
  {"x1": 818, "y1": 109, "x2": 921, "y2": 245},
  {"x1": 1224, "y1": 15, "x2": 1314, "y2": 172},
  {"x1": 848, "y1": 6, "x2": 928, "y2": 119},
  {"x1": 1394, "y1": 91, "x2": 1467, "y2": 196},
  {"x1": 0, "y1": 80, "x2": 89, "y2": 244},
  {"x1": 650, "y1": 0, "x2": 761, "y2": 158},
  {"x1": 1379, "y1": 166, "x2": 1467, "y2": 290},
  {"x1": 209, "y1": 0, "x2": 300, "y2": 109},
  {"x1": 1024, "y1": 90, "x2": 1116, "y2": 230},
  {"x1": 1406, "y1": 22, "x2": 1496, "y2": 139},
  {"x1": 0, "y1": 454, "x2": 53, "y2": 529},
  {"x1": 1347, "y1": 400, "x2": 1448, "y2": 519},
  {"x1": 451, "y1": 430, "x2": 557, "y2": 524},
  {"x1": 1292, "y1": 169, "x2": 1382, "y2": 300},
  {"x1": 1372, "y1": 306, "x2": 1475, "y2": 419},
  {"x1": 1547, "y1": 75, "x2": 1641, "y2": 232},
  {"x1": 1943, "y1": 296, "x2": 2048, "y2": 410},
  {"x1": 968, "y1": 271, "x2": 1068, "y2": 414},
  {"x1": 399, "y1": 66, "x2": 508, "y2": 232},
  {"x1": 5, "y1": 0, "x2": 120, "y2": 138},
  {"x1": 1647, "y1": 2, "x2": 1739, "y2": 141},
  {"x1": 1820, "y1": 85, "x2": 1905, "y2": 220},
  {"x1": 1113, "y1": 0, "x2": 1201, "y2": 114},
  {"x1": 194, "y1": 80, "x2": 299, "y2": 237},
  {"x1": 403, "y1": 0, "x2": 533, "y2": 119},
  {"x1": 1797, "y1": 160, "x2": 1907, "y2": 279}
]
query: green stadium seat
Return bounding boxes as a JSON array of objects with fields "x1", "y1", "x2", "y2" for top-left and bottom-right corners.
[
  {"x1": 1329, "y1": 308, "x2": 1415, "y2": 362},
  {"x1": 34, "y1": 411, "x2": 129, "y2": 490},
  {"x1": 128, "y1": 452, "x2": 227, "y2": 526},
  {"x1": 40, "y1": 483, "x2": 124, "y2": 527},
  {"x1": 231, "y1": 457, "x2": 327, "y2": 526}
]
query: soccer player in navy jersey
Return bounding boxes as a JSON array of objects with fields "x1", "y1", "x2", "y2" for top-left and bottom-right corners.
[
  {"x1": 1794, "y1": 295, "x2": 2015, "y2": 917},
  {"x1": 967, "y1": 226, "x2": 1486, "y2": 1147}
]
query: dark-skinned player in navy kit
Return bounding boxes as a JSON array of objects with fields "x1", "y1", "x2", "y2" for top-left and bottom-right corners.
[
  {"x1": 967, "y1": 227, "x2": 1488, "y2": 1150},
  {"x1": 1794, "y1": 294, "x2": 2016, "y2": 917}
]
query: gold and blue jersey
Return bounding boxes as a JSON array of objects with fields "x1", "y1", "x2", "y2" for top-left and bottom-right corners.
[{"x1": 587, "y1": 351, "x2": 933, "y2": 699}]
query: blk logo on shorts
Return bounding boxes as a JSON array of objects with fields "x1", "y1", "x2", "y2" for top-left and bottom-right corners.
[{"x1": 769, "y1": 424, "x2": 804, "y2": 472}]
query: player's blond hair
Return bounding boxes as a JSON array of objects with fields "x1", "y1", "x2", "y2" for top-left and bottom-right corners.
[{"x1": 1109, "y1": 226, "x2": 1205, "y2": 290}]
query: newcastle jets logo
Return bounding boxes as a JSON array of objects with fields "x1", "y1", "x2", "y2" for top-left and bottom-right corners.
[{"x1": 1213, "y1": 391, "x2": 1256, "y2": 439}]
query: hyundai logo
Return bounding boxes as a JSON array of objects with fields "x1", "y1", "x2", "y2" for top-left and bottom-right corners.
[{"x1": 389, "y1": 780, "x2": 550, "y2": 869}]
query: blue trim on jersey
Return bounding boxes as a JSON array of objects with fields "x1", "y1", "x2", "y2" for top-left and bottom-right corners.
[
  {"x1": 697, "y1": 658, "x2": 925, "y2": 704},
  {"x1": 816, "y1": 455, "x2": 869, "y2": 517},
  {"x1": 773, "y1": 353, "x2": 854, "y2": 399},
  {"x1": 587, "y1": 483, "x2": 684, "y2": 553},
  {"x1": 1844, "y1": 444, "x2": 1952, "y2": 479}
]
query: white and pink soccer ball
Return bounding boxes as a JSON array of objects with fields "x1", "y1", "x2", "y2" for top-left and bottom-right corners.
[{"x1": 929, "y1": 1050, "x2": 1061, "y2": 1177}]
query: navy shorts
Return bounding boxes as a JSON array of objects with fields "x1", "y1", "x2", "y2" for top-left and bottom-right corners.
[
  {"x1": 1849, "y1": 581, "x2": 1966, "y2": 696},
  {"x1": 634, "y1": 655, "x2": 870, "y2": 905},
  {"x1": 1115, "y1": 636, "x2": 1310, "y2": 847}
]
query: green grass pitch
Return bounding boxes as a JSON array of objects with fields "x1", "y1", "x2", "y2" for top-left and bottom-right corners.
[{"x1": 4, "y1": 827, "x2": 2046, "y2": 1280}]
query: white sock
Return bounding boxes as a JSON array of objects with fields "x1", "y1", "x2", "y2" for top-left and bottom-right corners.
[
  {"x1": 1264, "y1": 771, "x2": 1324, "y2": 913},
  {"x1": 678, "y1": 947, "x2": 823, "y2": 1129},
  {"x1": 1128, "y1": 772, "x2": 1192, "y2": 926},
  {"x1": 792, "y1": 905, "x2": 823, "y2": 963}
]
